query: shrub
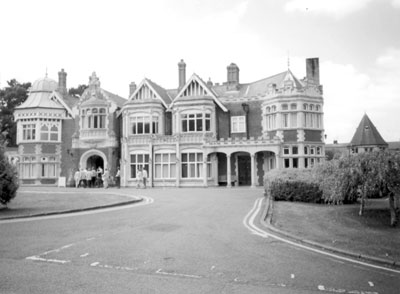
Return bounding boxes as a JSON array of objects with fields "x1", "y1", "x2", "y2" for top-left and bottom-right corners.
[
  {"x1": 265, "y1": 169, "x2": 322, "y2": 203},
  {"x1": 0, "y1": 145, "x2": 19, "y2": 206}
]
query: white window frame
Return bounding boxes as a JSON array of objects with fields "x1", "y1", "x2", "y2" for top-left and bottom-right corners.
[
  {"x1": 231, "y1": 116, "x2": 246, "y2": 133},
  {"x1": 154, "y1": 152, "x2": 176, "y2": 179}
]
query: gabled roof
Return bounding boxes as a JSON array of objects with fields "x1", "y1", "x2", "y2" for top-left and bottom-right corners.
[
  {"x1": 349, "y1": 114, "x2": 388, "y2": 147},
  {"x1": 170, "y1": 73, "x2": 227, "y2": 112},
  {"x1": 128, "y1": 78, "x2": 171, "y2": 108}
]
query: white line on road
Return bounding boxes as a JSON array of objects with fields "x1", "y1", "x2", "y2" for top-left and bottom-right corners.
[
  {"x1": 368, "y1": 281, "x2": 374, "y2": 287},
  {"x1": 244, "y1": 198, "x2": 400, "y2": 275},
  {"x1": 80, "y1": 253, "x2": 89, "y2": 257},
  {"x1": 291, "y1": 274, "x2": 295, "y2": 279},
  {"x1": 155, "y1": 268, "x2": 202, "y2": 279}
]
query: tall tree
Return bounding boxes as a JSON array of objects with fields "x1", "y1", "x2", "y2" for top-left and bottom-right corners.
[
  {"x1": 0, "y1": 79, "x2": 31, "y2": 147},
  {"x1": 68, "y1": 84, "x2": 88, "y2": 97}
]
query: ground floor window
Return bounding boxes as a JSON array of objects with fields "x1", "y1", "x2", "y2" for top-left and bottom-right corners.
[
  {"x1": 181, "y1": 152, "x2": 204, "y2": 178},
  {"x1": 130, "y1": 153, "x2": 149, "y2": 178},
  {"x1": 154, "y1": 152, "x2": 176, "y2": 179},
  {"x1": 20, "y1": 156, "x2": 37, "y2": 178},
  {"x1": 41, "y1": 157, "x2": 57, "y2": 177}
]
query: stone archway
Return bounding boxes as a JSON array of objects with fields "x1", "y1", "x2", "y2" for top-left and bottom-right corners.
[{"x1": 79, "y1": 149, "x2": 107, "y2": 170}]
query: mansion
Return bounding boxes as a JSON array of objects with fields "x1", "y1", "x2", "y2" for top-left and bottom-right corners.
[{"x1": 13, "y1": 58, "x2": 325, "y2": 188}]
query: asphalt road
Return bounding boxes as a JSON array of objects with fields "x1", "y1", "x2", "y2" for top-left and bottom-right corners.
[{"x1": 1, "y1": 188, "x2": 399, "y2": 294}]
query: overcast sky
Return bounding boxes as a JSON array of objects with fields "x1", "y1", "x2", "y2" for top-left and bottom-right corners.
[{"x1": 1, "y1": 0, "x2": 399, "y2": 143}]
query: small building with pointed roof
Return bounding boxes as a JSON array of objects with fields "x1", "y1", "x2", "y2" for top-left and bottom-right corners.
[{"x1": 348, "y1": 114, "x2": 388, "y2": 154}]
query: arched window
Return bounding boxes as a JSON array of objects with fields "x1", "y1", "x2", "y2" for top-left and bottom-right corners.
[
  {"x1": 316, "y1": 105, "x2": 321, "y2": 112},
  {"x1": 303, "y1": 104, "x2": 308, "y2": 110},
  {"x1": 272, "y1": 105, "x2": 277, "y2": 112},
  {"x1": 309, "y1": 104, "x2": 314, "y2": 111},
  {"x1": 266, "y1": 107, "x2": 271, "y2": 113},
  {"x1": 290, "y1": 103, "x2": 297, "y2": 110},
  {"x1": 282, "y1": 104, "x2": 288, "y2": 111},
  {"x1": 40, "y1": 125, "x2": 49, "y2": 141},
  {"x1": 50, "y1": 125, "x2": 58, "y2": 141}
]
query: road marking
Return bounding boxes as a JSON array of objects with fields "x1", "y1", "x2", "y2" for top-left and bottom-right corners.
[
  {"x1": 291, "y1": 274, "x2": 295, "y2": 279},
  {"x1": 91, "y1": 262, "x2": 100, "y2": 266},
  {"x1": 0, "y1": 195, "x2": 154, "y2": 224},
  {"x1": 155, "y1": 268, "x2": 202, "y2": 279},
  {"x1": 26, "y1": 243, "x2": 75, "y2": 264},
  {"x1": 244, "y1": 198, "x2": 400, "y2": 275},
  {"x1": 80, "y1": 253, "x2": 89, "y2": 257},
  {"x1": 368, "y1": 281, "x2": 374, "y2": 287}
]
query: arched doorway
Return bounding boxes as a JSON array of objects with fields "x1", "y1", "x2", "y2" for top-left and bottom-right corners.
[{"x1": 86, "y1": 155, "x2": 104, "y2": 170}]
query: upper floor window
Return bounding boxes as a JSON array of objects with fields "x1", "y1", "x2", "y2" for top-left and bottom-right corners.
[
  {"x1": 309, "y1": 104, "x2": 314, "y2": 111},
  {"x1": 316, "y1": 105, "x2": 321, "y2": 112},
  {"x1": 130, "y1": 115, "x2": 159, "y2": 135},
  {"x1": 231, "y1": 116, "x2": 246, "y2": 133},
  {"x1": 40, "y1": 124, "x2": 59, "y2": 141},
  {"x1": 303, "y1": 104, "x2": 308, "y2": 111},
  {"x1": 282, "y1": 104, "x2": 288, "y2": 111},
  {"x1": 181, "y1": 113, "x2": 210, "y2": 132},
  {"x1": 22, "y1": 123, "x2": 36, "y2": 141},
  {"x1": 290, "y1": 103, "x2": 297, "y2": 110},
  {"x1": 81, "y1": 107, "x2": 107, "y2": 129}
]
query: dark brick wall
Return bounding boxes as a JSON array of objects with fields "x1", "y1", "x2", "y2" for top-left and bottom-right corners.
[
  {"x1": 267, "y1": 130, "x2": 277, "y2": 138},
  {"x1": 218, "y1": 100, "x2": 263, "y2": 139},
  {"x1": 21, "y1": 144, "x2": 35, "y2": 154},
  {"x1": 165, "y1": 111, "x2": 172, "y2": 135},
  {"x1": 256, "y1": 152, "x2": 264, "y2": 185},
  {"x1": 61, "y1": 118, "x2": 76, "y2": 185},
  {"x1": 42, "y1": 144, "x2": 56, "y2": 154},
  {"x1": 305, "y1": 130, "x2": 323, "y2": 142},
  {"x1": 283, "y1": 130, "x2": 298, "y2": 142}
]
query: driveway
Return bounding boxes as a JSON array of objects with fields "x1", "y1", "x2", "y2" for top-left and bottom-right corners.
[{"x1": 0, "y1": 188, "x2": 399, "y2": 293}]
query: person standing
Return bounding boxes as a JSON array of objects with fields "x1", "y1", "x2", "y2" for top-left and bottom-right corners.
[
  {"x1": 136, "y1": 167, "x2": 143, "y2": 189},
  {"x1": 103, "y1": 168, "x2": 110, "y2": 189},
  {"x1": 97, "y1": 167, "x2": 103, "y2": 188},
  {"x1": 115, "y1": 167, "x2": 121, "y2": 189},
  {"x1": 74, "y1": 169, "x2": 80, "y2": 188},
  {"x1": 91, "y1": 168, "x2": 97, "y2": 188},
  {"x1": 142, "y1": 166, "x2": 148, "y2": 189}
]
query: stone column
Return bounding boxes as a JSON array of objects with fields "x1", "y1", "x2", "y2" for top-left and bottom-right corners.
[
  {"x1": 227, "y1": 154, "x2": 232, "y2": 188},
  {"x1": 203, "y1": 152, "x2": 208, "y2": 187},
  {"x1": 251, "y1": 153, "x2": 256, "y2": 188}
]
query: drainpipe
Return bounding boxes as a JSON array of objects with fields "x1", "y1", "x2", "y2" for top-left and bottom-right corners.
[{"x1": 242, "y1": 103, "x2": 250, "y2": 139}]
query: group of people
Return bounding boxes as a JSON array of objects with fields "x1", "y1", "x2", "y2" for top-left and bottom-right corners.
[
  {"x1": 74, "y1": 166, "x2": 118, "y2": 189},
  {"x1": 136, "y1": 166, "x2": 147, "y2": 189}
]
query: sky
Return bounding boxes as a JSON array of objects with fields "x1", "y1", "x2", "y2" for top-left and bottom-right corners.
[{"x1": 0, "y1": 0, "x2": 399, "y2": 143}]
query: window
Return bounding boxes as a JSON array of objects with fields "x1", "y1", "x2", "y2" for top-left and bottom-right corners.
[
  {"x1": 21, "y1": 156, "x2": 37, "y2": 178},
  {"x1": 81, "y1": 107, "x2": 107, "y2": 129},
  {"x1": 351, "y1": 147, "x2": 358, "y2": 154},
  {"x1": 40, "y1": 124, "x2": 59, "y2": 141},
  {"x1": 292, "y1": 146, "x2": 298, "y2": 154},
  {"x1": 316, "y1": 105, "x2": 321, "y2": 111},
  {"x1": 283, "y1": 147, "x2": 290, "y2": 155},
  {"x1": 282, "y1": 113, "x2": 289, "y2": 128},
  {"x1": 282, "y1": 104, "x2": 288, "y2": 111},
  {"x1": 130, "y1": 115, "x2": 158, "y2": 135},
  {"x1": 309, "y1": 104, "x2": 314, "y2": 111},
  {"x1": 310, "y1": 147, "x2": 315, "y2": 155},
  {"x1": 304, "y1": 146, "x2": 309, "y2": 155},
  {"x1": 284, "y1": 158, "x2": 290, "y2": 168},
  {"x1": 231, "y1": 116, "x2": 246, "y2": 133},
  {"x1": 41, "y1": 157, "x2": 56, "y2": 178},
  {"x1": 316, "y1": 147, "x2": 321, "y2": 155},
  {"x1": 181, "y1": 152, "x2": 204, "y2": 178},
  {"x1": 290, "y1": 113, "x2": 297, "y2": 128},
  {"x1": 266, "y1": 109, "x2": 277, "y2": 130},
  {"x1": 130, "y1": 153, "x2": 149, "y2": 178},
  {"x1": 293, "y1": 158, "x2": 298, "y2": 168},
  {"x1": 290, "y1": 103, "x2": 297, "y2": 110},
  {"x1": 181, "y1": 113, "x2": 211, "y2": 132},
  {"x1": 154, "y1": 152, "x2": 176, "y2": 179},
  {"x1": 22, "y1": 124, "x2": 36, "y2": 141},
  {"x1": 303, "y1": 104, "x2": 308, "y2": 111}
]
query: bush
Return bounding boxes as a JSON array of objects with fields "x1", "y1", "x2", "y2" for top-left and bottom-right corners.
[
  {"x1": 265, "y1": 169, "x2": 323, "y2": 203},
  {"x1": 0, "y1": 146, "x2": 19, "y2": 206}
]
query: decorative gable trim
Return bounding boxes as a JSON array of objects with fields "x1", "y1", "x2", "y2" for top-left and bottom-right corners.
[
  {"x1": 128, "y1": 79, "x2": 168, "y2": 108},
  {"x1": 170, "y1": 74, "x2": 227, "y2": 112},
  {"x1": 50, "y1": 91, "x2": 74, "y2": 118}
]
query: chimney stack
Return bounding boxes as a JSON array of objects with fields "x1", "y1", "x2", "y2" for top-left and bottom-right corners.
[
  {"x1": 178, "y1": 59, "x2": 186, "y2": 90},
  {"x1": 306, "y1": 58, "x2": 320, "y2": 85},
  {"x1": 58, "y1": 69, "x2": 67, "y2": 95},
  {"x1": 129, "y1": 82, "x2": 137, "y2": 97},
  {"x1": 227, "y1": 63, "x2": 239, "y2": 88}
]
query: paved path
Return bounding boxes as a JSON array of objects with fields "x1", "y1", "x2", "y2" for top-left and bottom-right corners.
[{"x1": 1, "y1": 188, "x2": 399, "y2": 293}]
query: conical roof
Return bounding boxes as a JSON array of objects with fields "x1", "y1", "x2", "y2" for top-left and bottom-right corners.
[{"x1": 349, "y1": 114, "x2": 388, "y2": 147}]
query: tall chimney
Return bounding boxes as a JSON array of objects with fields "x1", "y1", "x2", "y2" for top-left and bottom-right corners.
[
  {"x1": 306, "y1": 58, "x2": 320, "y2": 85},
  {"x1": 227, "y1": 63, "x2": 239, "y2": 86},
  {"x1": 129, "y1": 82, "x2": 137, "y2": 97},
  {"x1": 58, "y1": 69, "x2": 67, "y2": 95},
  {"x1": 178, "y1": 59, "x2": 186, "y2": 90}
]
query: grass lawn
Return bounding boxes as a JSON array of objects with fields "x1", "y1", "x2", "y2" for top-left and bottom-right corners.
[
  {"x1": 272, "y1": 197, "x2": 400, "y2": 262},
  {"x1": 0, "y1": 187, "x2": 133, "y2": 219}
]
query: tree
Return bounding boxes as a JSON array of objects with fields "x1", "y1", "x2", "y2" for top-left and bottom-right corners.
[
  {"x1": 0, "y1": 133, "x2": 19, "y2": 206},
  {"x1": 68, "y1": 84, "x2": 88, "y2": 97},
  {"x1": 0, "y1": 79, "x2": 31, "y2": 147}
]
